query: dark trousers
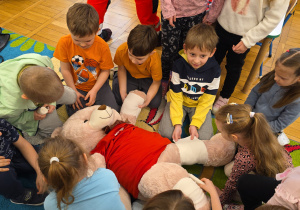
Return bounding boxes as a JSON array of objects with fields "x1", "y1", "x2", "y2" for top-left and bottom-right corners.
[
  {"x1": 237, "y1": 174, "x2": 281, "y2": 210},
  {"x1": 161, "y1": 12, "x2": 205, "y2": 80},
  {"x1": 214, "y1": 22, "x2": 250, "y2": 99},
  {"x1": 67, "y1": 79, "x2": 119, "y2": 115},
  {"x1": 112, "y1": 71, "x2": 162, "y2": 109},
  {"x1": 0, "y1": 148, "x2": 36, "y2": 199}
]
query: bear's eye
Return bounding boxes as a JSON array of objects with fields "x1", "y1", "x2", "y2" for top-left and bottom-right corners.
[{"x1": 84, "y1": 120, "x2": 88, "y2": 123}]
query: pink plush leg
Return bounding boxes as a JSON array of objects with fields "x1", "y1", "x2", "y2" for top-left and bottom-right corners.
[
  {"x1": 138, "y1": 162, "x2": 189, "y2": 199},
  {"x1": 203, "y1": 133, "x2": 236, "y2": 167}
]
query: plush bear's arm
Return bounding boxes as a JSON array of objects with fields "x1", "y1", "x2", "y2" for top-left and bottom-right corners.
[
  {"x1": 121, "y1": 90, "x2": 146, "y2": 125},
  {"x1": 88, "y1": 153, "x2": 106, "y2": 171}
]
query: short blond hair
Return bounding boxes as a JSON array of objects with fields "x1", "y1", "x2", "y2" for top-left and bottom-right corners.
[
  {"x1": 185, "y1": 23, "x2": 218, "y2": 53},
  {"x1": 67, "y1": 3, "x2": 99, "y2": 37},
  {"x1": 19, "y1": 66, "x2": 64, "y2": 104}
]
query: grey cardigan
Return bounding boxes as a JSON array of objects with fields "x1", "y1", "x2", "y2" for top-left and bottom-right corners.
[{"x1": 245, "y1": 82, "x2": 300, "y2": 133}]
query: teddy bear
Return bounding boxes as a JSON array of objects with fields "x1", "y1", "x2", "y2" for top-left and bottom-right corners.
[{"x1": 52, "y1": 90, "x2": 236, "y2": 210}]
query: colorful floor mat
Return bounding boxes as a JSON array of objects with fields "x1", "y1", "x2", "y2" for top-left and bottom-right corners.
[{"x1": 0, "y1": 29, "x2": 54, "y2": 62}]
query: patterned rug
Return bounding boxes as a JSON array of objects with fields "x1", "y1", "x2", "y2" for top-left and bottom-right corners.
[{"x1": 0, "y1": 29, "x2": 55, "y2": 62}]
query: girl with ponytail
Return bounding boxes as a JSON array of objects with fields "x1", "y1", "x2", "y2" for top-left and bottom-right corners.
[
  {"x1": 214, "y1": 104, "x2": 293, "y2": 207},
  {"x1": 38, "y1": 136, "x2": 125, "y2": 210}
]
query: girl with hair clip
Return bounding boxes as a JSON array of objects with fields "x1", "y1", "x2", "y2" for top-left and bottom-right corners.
[
  {"x1": 38, "y1": 136, "x2": 125, "y2": 210},
  {"x1": 214, "y1": 104, "x2": 293, "y2": 208},
  {"x1": 245, "y1": 48, "x2": 300, "y2": 145}
]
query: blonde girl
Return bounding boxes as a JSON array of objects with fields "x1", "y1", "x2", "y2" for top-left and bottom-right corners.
[
  {"x1": 214, "y1": 104, "x2": 293, "y2": 207},
  {"x1": 245, "y1": 48, "x2": 300, "y2": 135},
  {"x1": 38, "y1": 136, "x2": 125, "y2": 210}
]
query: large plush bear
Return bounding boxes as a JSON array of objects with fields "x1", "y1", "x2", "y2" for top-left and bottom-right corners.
[{"x1": 52, "y1": 90, "x2": 235, "y2": 210}]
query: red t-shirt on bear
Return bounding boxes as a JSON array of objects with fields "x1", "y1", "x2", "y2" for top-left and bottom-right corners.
[{"x1": 91, "y1": 123, "x2": 171, "y2": 198}]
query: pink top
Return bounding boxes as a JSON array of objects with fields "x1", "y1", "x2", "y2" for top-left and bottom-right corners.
[
  {"x1": 267, "y1": 167, "x2": 300, "y2": 210},
  {"x1": 220, "y1": 145, "x2": 293, "y2": 205},
  {"x1": 161, "y1": 0, "x2": 225, "y2": 22}
]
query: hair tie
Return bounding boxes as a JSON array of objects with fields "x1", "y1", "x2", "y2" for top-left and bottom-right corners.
[
  {"x1": 226, "y1": 113, "x2": 233, "y2": 124},
  {"x1": 50, "y1": 157, "x2": 59, "y2": 164},
  {"x1": 250, "y1": 112, "x2": 255, "y2": 118}
]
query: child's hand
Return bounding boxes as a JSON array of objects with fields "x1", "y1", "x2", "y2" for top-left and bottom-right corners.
[
  {"x1": 189, "y1": 125, "x2": 199, "y2": 140},
  {"x1": 215, "y1": 186, "x2": 223, "y2": 196},
  {"x1": 72, "y1": 90, "x2": 85, "y2": 110},
  {"x1": 34, "y1": 110, "x2": 47, "y2": 121},
  {"x1": 167, "y1": 16, "x2": 176, "y2": 27},
  {"x1": 0, "y1": 156, "x2": 10, "y2": 172},
  {"x1": 172, "y1": 125, "x2": 182, "y2": 142},
  {"x1": 202, "y1": 14, "x2": 213, "y2": 25},
  {"x1": 232, "y1": 41, "x2": 248, "y2": 54},
  {"x1": 198, "y1": 178, "x2": 217, "y2": 195},
  {"x1": 36, "y1": 171, "x2": 47, "y2": 194},
  {"x1": 138, "y1": 99, "x2": 150, "y2": 108},
  {"x1": 85, "y1": 89, "x2": 97, "y2": 106},
  {"x1": 43, "y1": 104, "x2": 55, "y2": 114}
]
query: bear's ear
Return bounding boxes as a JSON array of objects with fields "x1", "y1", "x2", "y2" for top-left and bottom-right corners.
[{"x1": 98, "y1": 105, "x2": 106, "y2": 110}]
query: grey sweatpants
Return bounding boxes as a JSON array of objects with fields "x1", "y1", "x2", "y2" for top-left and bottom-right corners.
[
  {"x1": 158, "y1": 102, "x2": 213, "y2": 141},
  {"x1": 25, "y1": 86, "x2": 77, "y2": 145}
]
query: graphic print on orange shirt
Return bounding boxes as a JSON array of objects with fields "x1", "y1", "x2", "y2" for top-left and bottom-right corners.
[{"x1": 71, "y1": 55, "x2": 99, "y2": 84}]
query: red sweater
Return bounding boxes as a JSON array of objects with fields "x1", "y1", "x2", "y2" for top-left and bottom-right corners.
[{"x1": 91, "y1": 123, "x2": 171, "y2": 198}]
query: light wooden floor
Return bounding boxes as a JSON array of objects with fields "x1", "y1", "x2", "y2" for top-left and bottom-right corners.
[{"x1": 1, "y1": 0, "x2": 300, "y2": 141}]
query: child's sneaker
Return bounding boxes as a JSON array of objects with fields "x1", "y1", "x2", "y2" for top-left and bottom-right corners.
[
  {"x1": 99, "y1": 28, "x2": 112, "y2": 42},
  {"x1": 212, "y1": 96, "x2": 229, "y2": 114},
  {"x1": 10, "y1": 189, "x2": 47, "y2": 206}
]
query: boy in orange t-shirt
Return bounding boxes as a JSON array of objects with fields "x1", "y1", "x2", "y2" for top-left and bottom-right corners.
[
  {"x1": 54, "y1": 3, "x2": 118, "y2": 115},
  {"x1": 113, "y1": 25, "x2": 162, "y2": 109}
]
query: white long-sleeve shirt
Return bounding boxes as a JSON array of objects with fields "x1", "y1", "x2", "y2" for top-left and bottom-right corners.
[{"x1": 217, "y1": 0, "x2": 289, "y2": 48}]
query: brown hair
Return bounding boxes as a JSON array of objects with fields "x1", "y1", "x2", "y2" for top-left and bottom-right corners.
[
  {"x1": 255, "y1": 204, "x2": 289, "y2": 210},
  {"x1": 184, "y1": 23, "x2": 218, "y2": 53},
  {"x1": 127, "y1": 24, "x2": 158, "y2": 56},
  {"x1": 38, "y1": 136, "x2": 87, "y2": 210},
  {"x1": 142, "y1": 190, "x2": 195, "y2": 210},
  {"x1": 259, "y1": 48, "x2": 300, "y2": 108},
  {"x1": 67, "y1": 3, "x2": 99, "y2": 37},
  {"x1": 215, "y1": 104, "x2": 288, "y2": 177},
  {"x1": 19, "y1": 66, "x2": 64, "y2": 104}
]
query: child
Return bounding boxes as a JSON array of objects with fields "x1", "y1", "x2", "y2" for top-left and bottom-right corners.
[
  {"x1": 112, "y1": 24, "x2": 162, "y2": 109},
  {"x1": 160, "y1": 0, "x2": 224, "y2": 94},
  {"x1": 245, "y1": 49, "x2": 300, "y2": 141},
  {"x1": 54, "y1": 3, "x2": 119, "y2": 116},
  {"x1": 142, "y1": 190, "x2": 196, "y2": 210},
  {"x1": 214, "y1": 104, "x2": 293, "y2": 207},
  {"x1": 0, "y1": 53, "x2": 76, "y2": 145},
  {"x1": 212, "y1": 0, "x2": 290, "y2": 113},
  {"x1": 0, "y1": 119, "x2": 47, "y2": 206},
  {"x1": 38, "y1": 136, "x2": 126, "y2": 210},
  {"x1": 238, "y1": 166, "x2": 300, "y2": 210},
  {"x1": 158, "y1": 24, "x2": 220, "y2": 141}
]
